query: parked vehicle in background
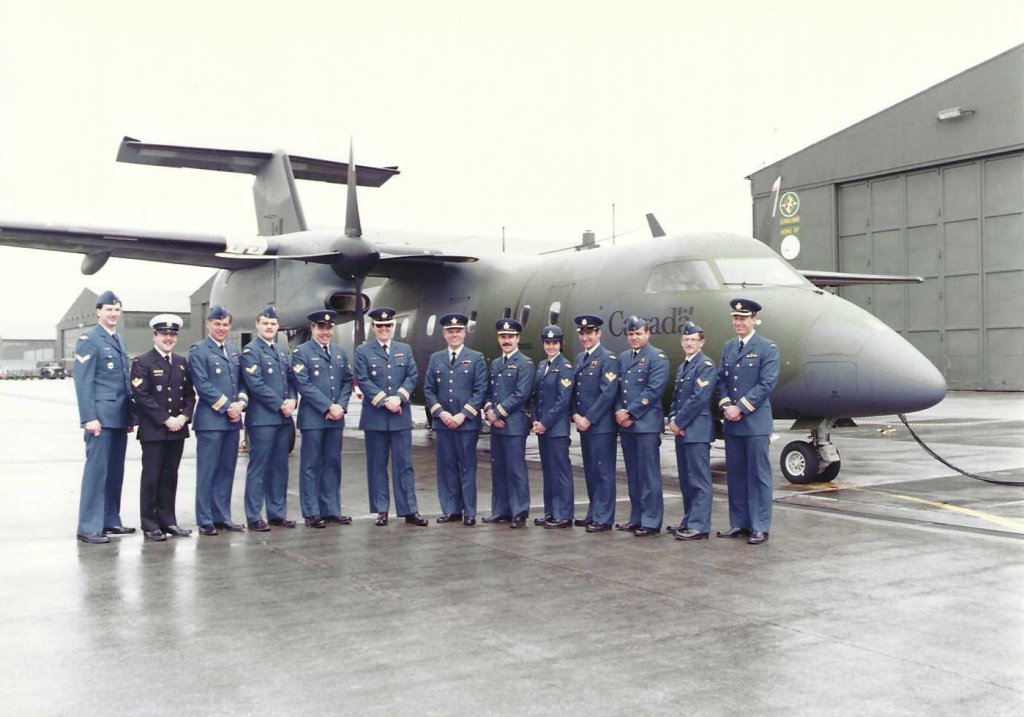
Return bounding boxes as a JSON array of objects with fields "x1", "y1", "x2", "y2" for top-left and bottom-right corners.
[{"x1": 38, "y1": 361, "x2": 67, "y2": 379}]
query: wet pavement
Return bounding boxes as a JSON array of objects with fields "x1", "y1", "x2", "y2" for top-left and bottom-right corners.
[{"x1": 0, "y1": 381, "x2": 1021, "y2": 716}]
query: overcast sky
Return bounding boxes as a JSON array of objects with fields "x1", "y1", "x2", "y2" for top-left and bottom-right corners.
[{"x1": 0, "y1": 0, "x2": 1020, "y2": 336}]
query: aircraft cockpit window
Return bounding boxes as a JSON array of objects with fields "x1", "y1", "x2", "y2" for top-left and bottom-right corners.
[
  {"x1": 399, "y1": 316, "x2": 410, "y2": 339},
  {"x1": 715, "y1": 257, "x2": 805, "y2": 287},
  {"x1": 468, "y1": 310, "x2": 477, "y2": 333},
  {"x1": 645, "y1": 260, "x2": 720, "y2": 293},
  {"x1": 549, "y1": 301, "x2": 561, "y2": 324},
  {"x1": 426, "y1": 314, "x2": 436, "y2": 336},
  {"x1": 520, "y1": 305, "x2": 531, "y2": 327}
]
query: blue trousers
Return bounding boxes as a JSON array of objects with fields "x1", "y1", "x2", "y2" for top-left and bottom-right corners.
[
  {"x1": 489, "y1": 433, "x2": 530, "y2": 518},
  {"x1": 538, "y1": 434, "x2": 573, "y2": 520},
  {"x1": 195, "y1": 430, "x2": 240, "y2": 525},
  {"x1": 298, "y1": 427, "x2": 344, "y2": 518},
  {"x1": 724, "y1": 433, "x2": 773, "y2": 533},
  {"x1": 579, "y1": 431, "x2": 617, "y2": 525},
  {"x1": 244, "y1": 424, "x2": 291, "y2": 522},
  {"x1": 365, "y1": 429, "x2": 418, "y2": 515},
  {"x1": 435, "y1": 429, "x2": 479, "y2": 518},
  {"x1": 77, "y1": 428, "x2": 128, "y2": 535},
  {"x1": 673, "y1": 439, "x2": 712, "y2": 533},
  {"x1": 620, "y1": 432, "x2": 664, "y2": 529}
]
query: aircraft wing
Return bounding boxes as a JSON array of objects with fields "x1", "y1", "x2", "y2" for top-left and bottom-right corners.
[
  {"x1": 373, "y1": 244, "x2": 478, "y2": 273},
  {"x1": 0, "y1": 220, "x2": 251, "y2": 271},
  {"x1": 800, "y1": 270, "x2": 923, "y2": 287}
]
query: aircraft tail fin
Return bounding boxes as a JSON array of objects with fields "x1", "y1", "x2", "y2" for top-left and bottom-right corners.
[{"x1": 645, "y1": 213, "x2": 666, "y2": 238}]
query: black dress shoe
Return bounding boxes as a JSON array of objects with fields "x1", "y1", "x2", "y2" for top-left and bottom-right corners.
[
  {"x1": 323, "y1": 515, "x2": 351, "y2": 525},
  {"x1": 103, "y1": 526, "x2": 136, "y2": 535},
  {"x1": 463, "y1": 517, "x2": 476, "y2": 527},
  {"x1": 716, "y1": 527, "x2": 751, "y2": 539},
  {"x1": 436, "y1": 513, "x2": 463, "y2": 524},
  {"x1": 77, "y1": 532, "x2": 110, "y2": 544},
  {"x1": 248, "y1": 520, "x2": 271, "y2": 532},
  {"x1": 481, "y1": 515, "x2": 511, "y2": 524},
  {"x1": 633, "y1": 526, "x2": 661, "y2": 537},
  {"x1": 747, "y1": 531, "x2": 769, "y2": 545},
  {"x1": 585, "y1": 523, "x2": 612, "y2": 533},
  {"x1": 404, "y1": 512, "x2": 428, "y2": 527},
  {"x1": 305, "y1": 516, "x2": 327, "y2": 528},
  {"x1": 144, "y1": 529, "x2": 167, "y2": 542},
  {"x1": 666, "y1": 524, "x2": 683, "y2": 534},
  {"x1": 163, "y1": 525, "x2": 192, "y2": 537},
  {"x1": 375, "y1": 512, "x2": 389, "y2": 526},
  {"x1": 674, "y1": 529, "x2": 710, "y2": 541},
  {"x1": 544, "y1": 518, "x2": 572, "y2": 529},
  {"x1": 533, "y1": 515, "x2": 552, "y2": 526},
  {"x1": 573, "y1": 517, "x2": 593, "y2": 527},
  {"x1": 198, "y1": 524, "x2": 219, "y2": 536},
  {"x1": 510, "y1": 514, "x2": 527, "y2": 528},
  {"x1": 614, "y1": 521, "x2": 639, "y2": 532},
  {"x1": 269, "y1": 518, "x2": 297, "y2": 528},
  {"x1": 214, "y1": 521, "x2": 245, "y2": 532}
]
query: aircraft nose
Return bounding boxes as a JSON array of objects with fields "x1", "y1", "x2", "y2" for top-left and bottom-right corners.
[{"x1": 777, "y1": 309, "x2": 946, "y2": 417}]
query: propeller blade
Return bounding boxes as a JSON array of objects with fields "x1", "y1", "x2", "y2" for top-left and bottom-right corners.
[{"x1": 345, "y1": 139, "x2": 362, "y2": 239}]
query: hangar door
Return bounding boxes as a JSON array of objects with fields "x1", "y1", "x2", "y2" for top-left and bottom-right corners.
[{"x1": 837, "y1": 153, "x2": 1023, "y2": 390}]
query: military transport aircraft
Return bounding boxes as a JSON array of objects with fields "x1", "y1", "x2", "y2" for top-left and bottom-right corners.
[{"x1": 0, "y1": 137, "x2": 946, "y2": 484}]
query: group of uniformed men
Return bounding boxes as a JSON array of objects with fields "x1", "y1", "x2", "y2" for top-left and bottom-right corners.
[{"x1": 73, "y1": 290, "x2": 779, "y2": 547}]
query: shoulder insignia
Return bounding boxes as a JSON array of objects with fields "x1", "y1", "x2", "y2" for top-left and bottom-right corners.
[
  {"x1": 704, "y1": 360, "x2": 714, "y2": 366},
  {"x1": 245, "y1": 365, "x2": 258, "y2": 374},
  {"x1": 78, "y1": 334, "x2": 89, "y2": 341},
  {"x1": 75, "y1": 353, "x2": 91, "y2": 363},
  {"x1": 641, "y1": 397, "x2": 649, "y2": 405},
  {"x1": 604, "y1": 371, "x2": 617, "y2": 381},
  {"x1": 696, "y1": 378, "x2": 709, "y2": 388},
  {"x1": 131, "y1": 377, "x2": 143, "y2": 387},
  {"x1": 293, "y1": 363, "x2": 305, "y2": 373},
  {"x1": 560, "y1": 378, "x2": 572, "y2": 388},
  {"x1": 658, "y1": 352, "x2": 668, "y2": 359},
  {"x1": 242, "y1": 347, "x2": 251, "y2": 353}
]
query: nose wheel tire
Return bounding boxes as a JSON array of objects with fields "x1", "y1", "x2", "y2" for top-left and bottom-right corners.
[{"x1": 781, "y1": 440, "x2": 819, "y2": 484}]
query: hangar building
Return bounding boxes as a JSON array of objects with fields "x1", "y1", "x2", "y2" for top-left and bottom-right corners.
[{"x1": 749, "y1": 44, "x2": 1023, "y2": 391}]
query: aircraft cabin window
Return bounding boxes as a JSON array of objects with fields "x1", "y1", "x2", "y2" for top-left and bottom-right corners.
[
  {"x1": 468, "y1": 310, "x2": 477, "y2": 333},
  {"x1": 502, "y1": 306, "x2": 512, "y2": 319},
  {"x1": 549, "y1": 301, "x2": 561, "y2": 325},
  {"x1": 715, "y1": 257, "x2": 805, "y2": 287},
  {"x1": 645, "y1": 260, "x2": 720, "y2": 293},
  {"x1": 520, "y1": 305, "x2": 531, "y2": 327},
  {"x1": 400, "y1": 316, "x2": 409, "y2": 338},
  {"x1": 426, "y1": 314, "x2": 436, "y2": 336}
]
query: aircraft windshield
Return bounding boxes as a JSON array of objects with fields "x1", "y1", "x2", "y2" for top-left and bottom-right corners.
[
  {"x1": 715, "y1": 257, "x2": 805, "y2": 287},
  {"x1": 645, "y1": 260, "x2": 720, "y2": 293}
]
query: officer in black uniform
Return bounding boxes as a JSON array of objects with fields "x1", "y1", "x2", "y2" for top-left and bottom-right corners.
[{"x1": 130, "y1": 314, "x2": 196, "y2": 541}]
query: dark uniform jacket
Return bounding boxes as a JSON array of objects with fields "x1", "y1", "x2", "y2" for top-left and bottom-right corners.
[
  {"x1": 571, "y1": 345, "x2": 619, "y2": 434},
  {"x1": 668, "y1": 350, "x2": 716, "y2": 444},
  {"x1": 355, "y1": 340, "x2": 418, "y2": 431},
  {"x1": 189, "y1": 336, "x2": 247, "y2": 432},
  {"x1": 531, "y1": 354, "x2": 574, "y2": 438},
  {"x1": 616, "y1": 343, "x2": 670, "y2": 433},
  {"x1": 130, "y1": 348, "x2": 195, "y2": 441},
  {"x1": 716, "y1": 332, "x2": 780, "y2": 436},
  {"x1": 73, "y1": 324, "x2": 134, "y2": 428},
  {"x1": 291, "y1": 340, "x2": 354, "y2": 430},
  {"x1": 486, "y1": 351, "x2": 536, "y2": 436},
  {"x1": 241, "y1": 337, "x2": 296, "y2": 427},
  {"x1": 424, "y1": 346, "x2": 488, "y2": 431}
]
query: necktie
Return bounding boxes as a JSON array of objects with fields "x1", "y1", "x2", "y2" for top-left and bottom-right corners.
[
  {"x1": 220, "y1": 343, "x2": 227, "y2": 358},
  {"x1": 502, "y1": 355, "x2": 508, "y2": 368},
  {"x1": 382, "y1": 343, "x2": 389, "y2": 357},
  {"x1": 543, "y1": 360, "x2": 550, "y2": 377},
  {"x1": 165, "y1": 354, "x2": 172, "y2": 365},
  {"x1": 323, "y1": 344, "x2": 331, "y2": 361},
  {"x1": 450, "y1": 352, "x2": 457, "y2": 367},
  {"x1": 632, "y1": 350, "x2": 638, "y2": 360},
  {"x1": 582, "y1": 351, "x2": 590, "y2": 364}
]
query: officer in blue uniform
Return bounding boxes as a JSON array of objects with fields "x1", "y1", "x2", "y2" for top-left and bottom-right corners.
[
  {"x1": 189, "y1": 305, "x2": 248, "y2": 535},
  {"x1": 131, "y1": 313, "x2": 195, "y2": 541},
  {"x1": 241, "y1": 305, "x2": 297, "y2": 531},
  {"x1": 570, "y1": 314, "x2": 619, "y2": 533},
  {"x1": 532, "y1": 325, "x2": 575, "y2": 529},
  {"x1": 615, "y1": 315, "x2": 670, "y2": 536},
  {"x1": 73, "y1": 290, "x2": 136, "y2": 543},
  {"x1": 292, "y1": 310, "x2": 354, "y2": 528},
  {"x1": 715, "y1": 298, "x2": 780, "y2": 545},
  {"x1": 483, "y1": 319, "x2": 536, "y2": 528},
  {"x1": 355, "y1": 307, "x2": 427, "y2": 527},
  {"x1": 667, "y1": 323, "x2": 717, "y2": 541},
  {"x1": 423, "y1": 313, "x2": 488, "y2": 526}
]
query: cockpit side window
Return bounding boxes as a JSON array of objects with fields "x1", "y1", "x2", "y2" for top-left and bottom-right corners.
[
  {"x1": 715, "y1": 257, "x2": 805, "y2": 287},
  {"x1": 645, "y1": 260, "x2": 720, "y2": 293}
]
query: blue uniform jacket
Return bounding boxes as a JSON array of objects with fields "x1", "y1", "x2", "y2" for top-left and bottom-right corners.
[
  {"x1": 291, "y1": 340, "x2": 353, "y2": 431},
  {"x1": 617, "y1": 343, "x2": 670, "y2": 433},
  {"x1": 355, "y1": 340, "x2": 418, "y2": 431},
  {"x1": 423, "y1": 347, "x2": 488, "y2": 431},
  {"x1": 241, "y1": 338, "x2": 296, "y2": 427},
  {"x1": 716, "y1": 332, "x2": 780, "y2": 436},
  {"x1": 189, "y1": 337, "x2": 247, "y2": 432},
  {"x1": 130, "y1": 348, "x2": 195, "y2": 441},
  {"x1": 531, "y1": 354, "x2": 574, "y2": 438},
  {"x1": 571, "y1": 345, "x2": 619, "y2": 434},
  {"x1": 487, "y1": 351, "x2": 536, "y2": 436},
  {"x1": 73, "y1": 324, "x2": 133, "y2": 428},
  {"x1": 668, "y1": 350, "x2": 717, "y2": 444}
]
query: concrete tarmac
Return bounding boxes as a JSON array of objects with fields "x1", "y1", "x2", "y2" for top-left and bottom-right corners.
[{"x1": 0, "y1": 381, "x2": 1021, "y2": 716}]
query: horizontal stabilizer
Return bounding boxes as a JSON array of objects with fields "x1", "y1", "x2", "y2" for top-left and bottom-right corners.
[
  {"x1": 117, "y1": 137, "x2": 400, "y2": 187},
  {"x1": 800, "y1": 270, "x2": 923, "y2": 287}
]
